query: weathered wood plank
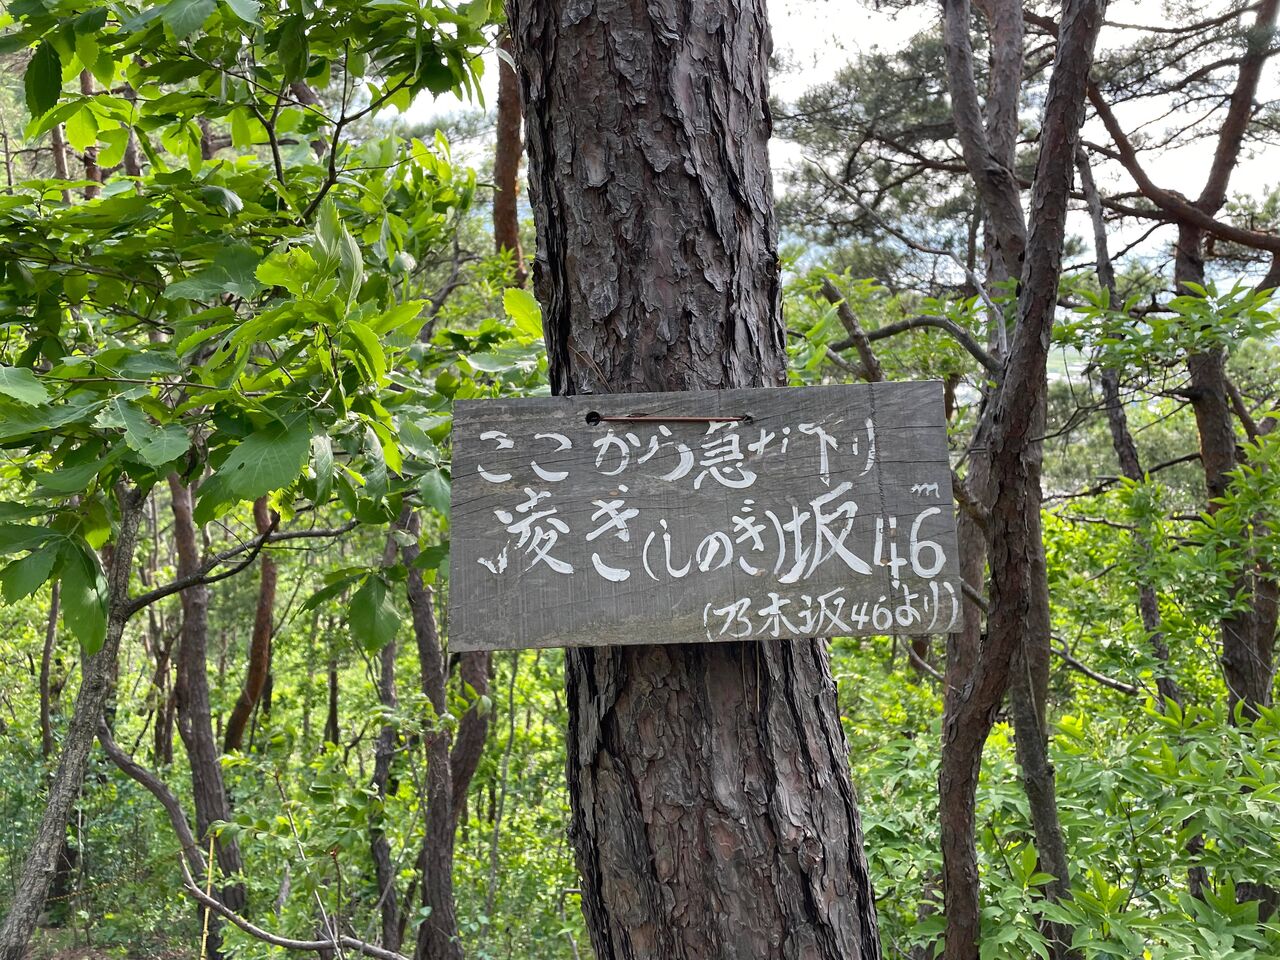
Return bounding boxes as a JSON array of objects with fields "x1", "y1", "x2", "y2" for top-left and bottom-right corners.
[{"x1": 447, "y1": 381, "x2": 961, "y2": 651}]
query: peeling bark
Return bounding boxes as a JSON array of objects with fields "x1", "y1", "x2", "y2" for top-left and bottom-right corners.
[{"x1": 507, "y1": 0, "x2": 881, "y2": 956}]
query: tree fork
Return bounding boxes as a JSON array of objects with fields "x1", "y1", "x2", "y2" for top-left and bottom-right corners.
[{"x1": 505, "y1": 0, "x2": 881, "y2": 956}]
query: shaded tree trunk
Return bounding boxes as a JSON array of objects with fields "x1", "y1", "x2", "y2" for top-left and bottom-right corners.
[
  {"x1": 169, "y1": 477, "x2": 245, "y2": 958},
  {"x1": 404, "y1": 516, "x2": 462, "y2": 960},
  {"x1": 324, "y1": 657, "x2": 340, "y2": 746},
  {"x1": 224, "y1": 497, "x2": 278, "y2": 752},
  {"x1": 506, "y1": 1, "x2": 881, "y2": 957},
  {"x1": 0, "y1": 487, "x2": 144, "y2": 960},
  {"x1": 370, "y1": 634, "x2": 401, "y2": 952},
  {"x1": 39, "y1": 584, "x2": 60, "y2": 759}
]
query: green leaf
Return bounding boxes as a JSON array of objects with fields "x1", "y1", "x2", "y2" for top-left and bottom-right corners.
[
  {"x1": 199, "y1": 185, "x2": 244, "y2": 215},
  {"x1": 60, "y1": 542, "x2": 108, "y2": 655},
  {"x1": 223, "y1": 0, "x2": 261, "y2": 23},
  {"x1": 166, "y1": 244, "x2": 262, "y2": 301},
  {"x1": 0, "y1": 366, "x2": 49, "y2": 406},
  {"x1": 106, "y1": 399, "x2": 190, "y2": 466},
  {"x1": 311, "y1": 434, "x2": 334, "y2": 505},
  {"x1": 163, "y1": 0, "x2": 217, "y2": 39},
  {"x1": 504, "y1": 287, "x2": 543, "y2": 339},
  {"x1": 1, "y1": 543, "x2": 60, "y2": 604},
  {"x1": 0, "y1": 525, "x2": 57, "y2": 557},
  {"x1": 418, "y1": 468, "x2": 451, "y2": 515},
  {"x1": 348, "y1": 575, "x2": 399, "y2": 654},
  {"x1": 65, "y1": 106, "x2": 99, "y2": 152},
  {"x1": 277, "y1": 16, "x2": 309, "y2": 83},
  {"x1": 24, "y1": 41, "x2": 62, "y2": 118},
  {"x1": 412, "y1": 540, "x2": 449, "y2": 571},
  {"x1": 344, "y1": 321, "x2": 386, "y2": 382},
  {"x1": 195, "y1": 418, "x2": 311, "y2": 523}
]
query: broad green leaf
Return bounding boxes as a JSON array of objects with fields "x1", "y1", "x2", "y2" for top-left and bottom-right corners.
[
  {"x1": 163, "y1": 0, "x2": 217, "y2": 39},
  {"x1": 105, "y1": 399, "x2": 190, "y2": 467},
  {"x1": 200, "y1": 185, "x2": 244, "y2": 215},
  {"x1": 223, "y1": 0, "x2": 261, "y2": 23},
  {"x1": 412, "y1": 540, "x2": 449, "y2": 571},
  {"x1": 0, "y1": 366, "x2": 49, "y2": 406},
  {"x1": 166, "y1": 245, "x2": 262, "y2": 301},
  {"x1": 1, "y1": 543, "x2": 60, "y2": 604},
  {"x1": 24, "y1": 42, "x2": 61, "y2": 118},
  {"x1": 348, "y1": 575, "x2": 399, "y2": 653},
  {"x1": 0, "y1": 524, "x2": 57, "y2": 556},
  {"x1": 195, "y1": 419, "x2": 311, "y2": 523},
  {"x1": 504, "y1": 287, "x2": 543, "y2": 339},
  {"x1": 419, "y1": 468, "x2": 451, "y2": 515},
  {"x1": 344, "y1": 321, "x2": 387, "y2": 382},
  {"x1": 278, "y1": 16, "x2": 309, "y2": 82},
  {"x1": 60, "y1": 542, "x2": 108, "y2": 655},
  {"x1": 65, "y1": 107, "x2": 99, "y2": 153},
  {"x1": 311, "y1": 434, "x2": 334, "y2": 505}
]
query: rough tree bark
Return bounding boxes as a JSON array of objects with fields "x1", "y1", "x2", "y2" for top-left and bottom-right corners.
[
  {"x1": 169, "y1": 477, "x2": 245, "y2": 957},
  {"x1": 938, "y1": 2, "x2": 1024, "y2": 953},
  {"x1": 506, "y1": 1, "x2": 882, "y2": 957},
  {"x1": 980, "y1": 3, "x2": 1103, "y2": 955},
  {"x1": 224, "y1": 497, "x2": 278, "y2": 752},
  {"x1": 938, "y1": 3, "x2": 1106, "y2": 959},
  {"x1": 0, "y1": 486, "x2": 144, "y2": 960}
]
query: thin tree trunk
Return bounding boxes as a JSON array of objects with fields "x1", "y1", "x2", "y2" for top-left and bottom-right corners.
[
  {"x1": 370, "y1": 525, "x2": 405, "y2": 951},
  {"x1": 450, "y1": 651, "x2": 490, "y2": 821},
  {"x1": 982, "y1": 7, "x2": 1103, "y2": 957},
  {"x1": 370, "y1": 635, "x2": 401, "y2": 951},
  {"x1": 506, "y1": 1, "x2": 881, "y2": 957},
  {"x1": 169, "y1": 476, "x2": 245, "y2": 955},
  {"x1": 494, "y1": 32, "x2": 526, "y2": 287},
  {"x1": 0, "y1": 487, "x2": 144, "y2": 960},
  {"x1": 404, "y1": 516, "x2": 463, "y2": 960},
  {"x1": 324, "y1": 658, "x2": 340, "y2": 746},
  {"x1": 78, "y1": 72, "x2": 100, "y2": 199},
  {"x1": 939, "y1": 4, "x2": 1106, "y2": 958},
  {"x1": 40, "y1": 584, "x2": 60, "y2": 759},
  {"x1": 224, "y1": 498, "x2": 278, "y2": 752},
  {"x1": 1176, "y1": 229, "x2": 1279, "y2": 717}
]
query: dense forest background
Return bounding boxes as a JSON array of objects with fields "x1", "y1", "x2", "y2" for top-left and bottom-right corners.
[{"x1": 0, "y1": 0, "x2": 1278, "y2": 959}]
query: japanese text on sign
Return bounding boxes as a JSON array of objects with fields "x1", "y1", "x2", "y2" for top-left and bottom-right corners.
[{"x1": 448, "y1": 382, "x2": 962, "y2": 651}]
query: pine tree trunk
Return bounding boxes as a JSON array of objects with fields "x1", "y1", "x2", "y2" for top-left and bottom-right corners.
[{"x1": 505, "y1": 0, "x2": 881, "y2": 956}]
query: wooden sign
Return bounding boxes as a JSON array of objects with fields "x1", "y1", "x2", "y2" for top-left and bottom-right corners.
[{"x1": 447, "y1": 381, "x2": 961, "y2": 652}]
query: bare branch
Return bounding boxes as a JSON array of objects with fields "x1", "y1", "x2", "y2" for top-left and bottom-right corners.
[
  {"x1": 124, "y1": 520, "x2": 357, "y2": 617},
  {"x1": 818, "y1": 278, "x2": 884, "y2": 382},
  {"x1": 864, "y1": 315, "x2": 1002, "y2": 375}
]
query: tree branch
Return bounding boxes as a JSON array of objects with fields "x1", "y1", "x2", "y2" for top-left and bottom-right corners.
[
  {"x1": 124, "y1": 520, "x2": 357, "y2": 617},
  {"x1": 818, "y1": 278, "x2": 884, "y2": 382},
  {"x1": 863, "y1": 315, "x2": 1002, "y2": 375}
]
